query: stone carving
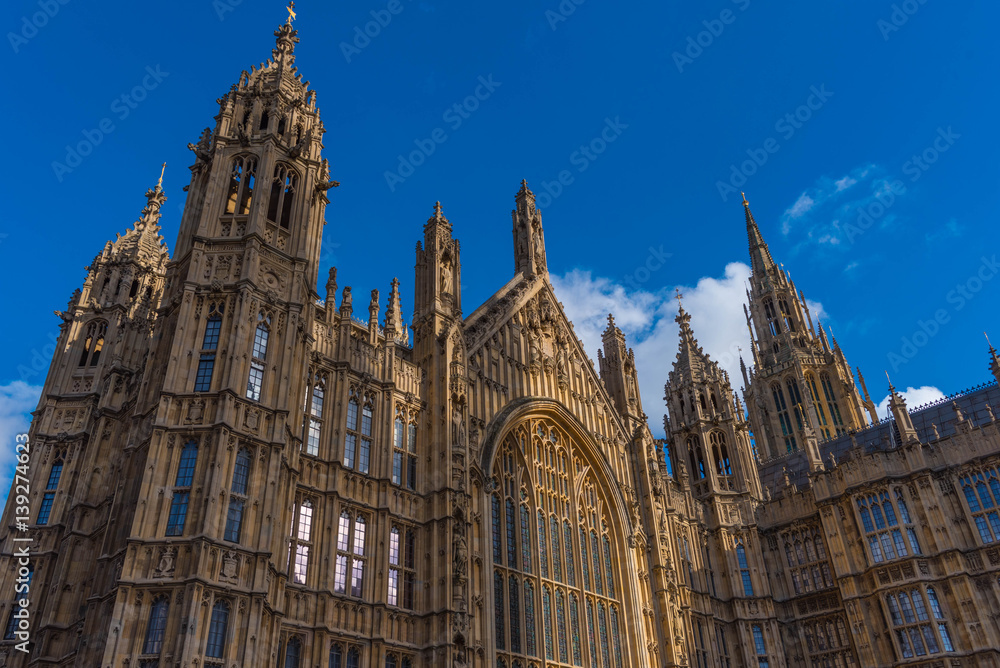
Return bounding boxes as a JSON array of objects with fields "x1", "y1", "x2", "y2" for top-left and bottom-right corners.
[{"x1": 154, "y1": 547, "x2": 176, "y2": 577}]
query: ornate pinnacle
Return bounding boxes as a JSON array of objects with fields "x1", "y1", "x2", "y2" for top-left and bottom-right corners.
[{"x1": 139, "y1": 163, "x2": 168, "y2": 227}]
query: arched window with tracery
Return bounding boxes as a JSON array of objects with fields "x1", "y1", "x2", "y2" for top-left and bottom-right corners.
[
  {"x1": 710, "y1": 430, "x2": 732, "y2": 489},
  {"x1": 224, "y1": 155, "x2": 256, "y2": 215},
  {"x1": 490, "y1": 419, "x2": 627, "y2": 667},
  {"x1": 267, "y1": 163, "x2": 298, "y2": 229}
]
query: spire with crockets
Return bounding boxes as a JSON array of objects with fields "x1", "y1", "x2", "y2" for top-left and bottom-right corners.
[{"x1": 739, "y1": 194, "x2": 873, "y2": 468}]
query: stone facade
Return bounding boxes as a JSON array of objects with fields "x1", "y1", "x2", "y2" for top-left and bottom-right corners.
[{"x1": 2, "y1": 10, "x2": 1000, "y2": 668}]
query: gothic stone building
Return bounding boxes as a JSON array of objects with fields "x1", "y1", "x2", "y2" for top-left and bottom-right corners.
[{"x1": 2, "y1": 11, "x2": 1000, "y2": 668}]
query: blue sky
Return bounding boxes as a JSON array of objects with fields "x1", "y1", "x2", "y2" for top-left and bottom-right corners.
[{"x1": 2, "y1": 0, "x2": 999, "y2": 498}]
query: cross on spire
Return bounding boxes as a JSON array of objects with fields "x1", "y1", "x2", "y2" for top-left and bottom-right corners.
[
  {"x1": 286, "y1": 1, "x2": 296, "y2": 23},
  {"x1": 157, "y1": 162, "x2": 166, "y2": 189}
]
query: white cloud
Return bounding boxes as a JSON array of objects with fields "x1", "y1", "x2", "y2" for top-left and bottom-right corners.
[
  {"x1": 781, "y1": 164, "x2": 881, "y2": 243},
  {"x1": 834, "y1": 175, "x2": 857, "y2": 191},
  {"x1": 875, "y1": 385, "x2": 945, "y2": 418},
  {"x1": 0, "y1": 381, "x2": 42, "y2": 509},
  {"x1": 553, "y1": 262, "x2": 824, "y2": 437},
  {"x1": 783, "y1": 193, "x2": 816, "y2": 231}
]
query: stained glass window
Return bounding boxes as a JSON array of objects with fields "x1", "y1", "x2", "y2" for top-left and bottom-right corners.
[
  {"x1": 543, "y1": 586, "x2": 553, "y2": 661},
  {"x1": 493, "y1": 494, "x2": 502, "y2": 564},
  {"x1": 610, "y1": 605, "x2": 623, "y2": 668},
  {"x1": 591, "y1": 531, "x2": 603, "y2": 595},
  {"x1": 495, "y1": 570, "x2": 505, "y2": 651},
  {"x1": 525, "y1": 581, "x2": 537, "y2": 657},
  {"x1": 551, "y1": 516, "x2": 563, "y2": 582},
  {"x1": 598, "y1": 602, "x2": 611, "y2": 667},
  {"x1": 538, "y1": 511, "x2": 549, "y2": 578},
  {"x1": 570, "y1": 594, "x2": 582, "y2": 666},
  {"x1": 509, "y1": 575, "x2": 521, "y2": 653},
  {"x1": 580, "y1": 527, "x2": 591, "y2": 591},
  {"x1": 564, "y1": 521, "x2": 576, "y2": 586},
  {"x1": 586, "y1": 599, "x2": 598, "y2": 666},
  {"x1": 521, "y1": 505, "x2": 532, "y2": 574},
  {"x1": 603, "y1": 535, "x2": 614, "y2": 597},
  {"x1": 556, "y1": 590, "x2": 568, "y2": 663},
  {"x1": 507, "y1": 499, "x2": 518, "y2": 569}
]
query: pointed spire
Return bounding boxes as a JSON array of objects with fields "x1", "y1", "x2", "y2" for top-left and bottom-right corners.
[
  {"x1": 743, "y1": 193, "x2": 776, "y2": 277},
  {"x1": 987, "y1": 332, "x2": 1000, "y2": 384},
  {"x1": 272, "y1": 2, "x2": 300, "y2": 66},
  {"x1": 515, "y1": 179, "x2": 535, "y2": 210},
  {"x1": 856, "y1": 366, "x2": 878, "y2": 425},
  {"x1": 385, "y1": 277, "x2": 403, "y2": 341},
  {"x1": 325, "y1": 267, "x2": 338, "y2": 312},
  {"x1": 139, "y1": 163, "x2": 168, "y2": 229},
  {"x1": 426, "y1": 200, "x2": 451, "y2": 229}
]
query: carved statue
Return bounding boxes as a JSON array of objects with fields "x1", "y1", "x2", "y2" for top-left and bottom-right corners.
[
  {"x1": 441, "y1": 262, "x2": 453, "y2": 294},
  {"x1": 453, "y1": 532, "x2": 468, "y2": 577},
  {"x1": 452, "y1": 407, "x2": 465, "y2": 447}
]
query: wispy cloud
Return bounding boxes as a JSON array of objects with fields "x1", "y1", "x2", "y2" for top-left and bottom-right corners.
[
  {"x1": 781, "y1": 163, "x2": 875, "y2": 236},
  {"x1": 552, "y1": 262, "x2": 826, "y2": 436},
  {"x1": 0, "y1": 381, "x2": 42, "y2": 509},
  {"x1": 924, "y1": 217, "x2": 963, "y2": 245}
]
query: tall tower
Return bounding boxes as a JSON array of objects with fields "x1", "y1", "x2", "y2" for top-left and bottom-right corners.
[
  {"x1": 512, "y1": 180, "x2": 548, "y2": 278},
  {"x1": 739, "y1": 195, "x2": 873, "y2": 468},
  {"x1": 100, "y1": 9, "x2": 330, "y2": 665},
  {"x1": 0, "y1": 173, "x2": 170, "y2": 664},
  {"x1": 665, "y1": 300, "x2": 761, "y2": 500}
]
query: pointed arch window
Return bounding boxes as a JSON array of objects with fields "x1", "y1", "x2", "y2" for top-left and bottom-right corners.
[
  {"x1": 786, "y1": 379, "x2": 808, "y2": 430},
  {"x1": 284, "y1": 637, "x2": 301, "y2": 668},
  {"x1": 166, "y1": 441, "x2": 197, "y2": 535},
  {"x1": 537, "y1": 510, "x2": 548, "y2": 578},
  {"x1": 959, "y1": 468, "x2": 1000, "y2": 543},
  {"x1": 304, "y1": 377, "x2": 325, "y2": 456},
  {"x1": 78, "y1": 320, "x2": 107, "y2": 367},
  {"x1": 388, "y1": 525, "x2": 415, "y2": 609},
  {"x1": 857, "y1": 490, "x2": 920, "y2": 564},
  {"x1": 524, "y1": 581, "x2": 537, "y2": 657},
  {"x1": 246, "y1": 313, "x2": 270, "y2": 401},
  {"x1": 752, "y1": 625, "x2": 769, "y2": 667},
  {"x1": 267, "y1": 164, "x2": 298, "y2": 229},
  {"x1": 344, "y1": 395, "x2": 359, "y2": 469},
  {"x1": 3, "y1": 565, "x2": 32, "y2": 639},
  {"x1": 224, "y1": 155, "x2": 257, "y2": 215},
  {"x1": 492, "y1": 494, "x2": 503, "y2": 564},
  {"x1": 710, "y1": 430, "x2": 732, "y2": 480},
  {"x1": 520, "y1": 504, "x2": 532, "y2": 574},
  {"x1": 819, "y1": 373, "x2": 844, "y2": 430},
  {"x1": 224, "y1": 447, "x2": 252, "y2": 543},
  {"x1": 806, "y1": 374, "x2": 832, "y2": 440},
  {"x1": 556, "y1": 590, "x2": 568, "y2": 663},
  {"x1": 598, "y1": 603, "x2": 611, "y2": 667},
  {"x1": 196, "y1": 310, "x2": 223, "y2": 392},
  {"x1": 763, "y1": 298, "x2": 781, "y2": 337},
  {"x1": 334, "y1": 510, "x2": 367, "y2": 596},
  {"x1": 551, "y1": 516, "x2": 563, "y2": 582},
  {"x1": 542, "y1": 585, "x2": 553, "y2": 660},
  {"x1": 564, "y1": 521, "x2": 576, "y2": 586},
  {"x1": 495, "y1": 570, "x2": 506, "y2": 651},
  {"x1": 392, "y1": 414, "x2": 417, "y2": 489},
  {"x1": 779, "y1": 299, "x2": 796, "y2": 332},
  {"x1": 687, "y1": 435, "x2": 706, "y2": 481},
  {"x1": 205, "y1": 600, "x2": 230, "y2": 658},
  {"x1": 290, "y1": 499, "x2": 313, "y2": 584},
  {"x1": 771, "y1": 384, "x2": 797, "y2": 452},
  {"x1": 509, "y1": 575, "x2": 521, "y2": 653},
  {"x1": 736, "y1": 539, "x2": 753, "y2": 596},
  {"x1": 36, "y1": 459, "x2": 62, "y2": 526},
  {"x1": 142, "y1": 596, "x2": 169, "y2": 656}
]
